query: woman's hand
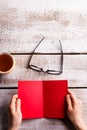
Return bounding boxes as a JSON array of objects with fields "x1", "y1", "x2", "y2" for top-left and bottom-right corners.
[
  {"x1": 8, "y1": 94, "x2": 22, "y2": 130},
  {"x1": 66, "y1": 90, "x2": 87, "y2": 130}
]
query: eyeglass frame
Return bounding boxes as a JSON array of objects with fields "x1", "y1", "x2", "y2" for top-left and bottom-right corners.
[{"x1": 28, "y1": 37, "x2": 63, "y2": 75}]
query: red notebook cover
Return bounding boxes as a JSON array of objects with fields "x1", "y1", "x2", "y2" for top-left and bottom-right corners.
[{"x1": 18, "y1": 80, "x2": 68, "y2": 119}]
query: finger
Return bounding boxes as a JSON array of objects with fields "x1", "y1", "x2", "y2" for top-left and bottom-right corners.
[
  {"x1": 17, "y1": 99, "x2": 21, "y2": 113},
  {"x1": 68, "y1": 90, "x2": 77, "y2": 104},
  {"x1": 66, "y1": 94, "x2": 72, "y2": 110},
  {"x1": 10, "y1": 94, "x2": 18, "y2": 114},
  {"x1": 10, "y1": 94, "x2": 18, "y2": 105},
  {"x1": 68, "y1": 89, "x2": 73, "y2": 95}
]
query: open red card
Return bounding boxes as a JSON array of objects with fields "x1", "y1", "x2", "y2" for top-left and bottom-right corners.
[{"x1": 18, "y1": 80, "x2": 68, "y2": 119}]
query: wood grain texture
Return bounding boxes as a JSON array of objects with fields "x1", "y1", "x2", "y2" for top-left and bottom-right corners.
[
  {"x1": 0, "y1": 55, "x2": 87, "y2": 87},
  {"x1": 0, "y1": 0, "x2": 87, "y2": 11},
  {"x1": 0, "y1": 89, "x2": 87, "y2": 130},
  {"x1": 0, "y1": 9, "x2": 87, "y2": 53},
  {"x1": 0, "y1": 1, "x2": 87, "y2": 130}
]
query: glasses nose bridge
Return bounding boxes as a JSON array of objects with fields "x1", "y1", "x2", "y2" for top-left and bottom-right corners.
[{"x1": 41, "y1": 68, "x2": 48, "y2": 73}]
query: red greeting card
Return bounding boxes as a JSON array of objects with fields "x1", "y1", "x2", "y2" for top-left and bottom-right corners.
[{"x1": 18, "y1": 80, "x2": 68, "y2": 119}]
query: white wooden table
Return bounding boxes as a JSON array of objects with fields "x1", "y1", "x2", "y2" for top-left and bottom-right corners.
[{"x1": 0, "y1": 1, "x2": 87, "y2": 130}]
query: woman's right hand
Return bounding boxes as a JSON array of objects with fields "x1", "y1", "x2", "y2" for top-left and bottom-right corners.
[{"x1": 66, "y1": 90, "x2": 87, "y2": 130}]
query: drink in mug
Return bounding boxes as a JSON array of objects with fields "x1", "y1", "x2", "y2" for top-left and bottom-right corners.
[{"x1": 0, "y1": 52, "x2": 15, "y2": 74}]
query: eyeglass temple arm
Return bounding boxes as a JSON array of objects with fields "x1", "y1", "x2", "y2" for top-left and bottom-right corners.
[
  {"x1": 33, "y1": 37, "x2": 45, "y2": 53},
  {"x1": 59, "y1": 40, "x2": 63, "y2": 72},
  {"x1": 28, "y1": 37, "x2": 45, "y2": 66}
]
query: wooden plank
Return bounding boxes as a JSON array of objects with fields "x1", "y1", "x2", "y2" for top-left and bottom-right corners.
[
  {"x1": 0, "y1": 54, "x2": 87, "y2": 87},
  {"x1": 0, "y1": 9, "x2": 87, "y2": 53},
  {"x1": 0, "y1": 89, "x2": 87, "y2": 130},
  {"x1": 0, "y1": 0, "x2": 87, "y2": 12}
]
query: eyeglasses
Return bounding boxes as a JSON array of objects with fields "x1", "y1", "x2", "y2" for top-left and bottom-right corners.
[{"x1": 28, "y1": 37, "x2": 63, "y2": 75}]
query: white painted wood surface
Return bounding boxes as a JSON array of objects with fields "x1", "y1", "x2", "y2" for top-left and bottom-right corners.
[
  {"x1": 0, "y1": 0, "x2": 87, "y2": 129},
  {"x1": 0, "y1": 55, "x2": 87, "y2": 87},
  {"x1": 0, "y1": 9, "x2": 87, "y2": 53}
]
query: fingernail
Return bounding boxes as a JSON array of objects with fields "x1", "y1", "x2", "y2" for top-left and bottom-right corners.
[
  {"x1": 66, "y1": 94, "x2": 70, "y2": 98},
  {"x1": 18, "y1": 98, "x2": 21, "y2": 102}
]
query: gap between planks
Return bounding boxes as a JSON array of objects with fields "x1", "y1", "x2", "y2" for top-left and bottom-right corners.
[
  {"x1": 0, "y1": 87, "x2": 87, "y2": 89},
  {"x1": 11, "y1": 53, "x2": 87, "y2": 55}
]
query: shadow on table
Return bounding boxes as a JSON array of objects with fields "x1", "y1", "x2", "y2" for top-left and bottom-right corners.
[
  {"x1": 0, "y1": 74, "x2": 4, "y2": 84},
  {"x1": 41, "y1": 118, "x2": 76, "y2": 130},
  {"x1": 1, "y1": 105, "x2": 9, "y2": 130},
  {"x1": 64, "y1": 118, "x2": 76, "y2": 130}
]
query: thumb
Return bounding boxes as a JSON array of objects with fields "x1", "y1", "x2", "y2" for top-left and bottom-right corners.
[
  {"x1": 66, "y1": 94, "x2": 72, "y2": 111},
  {"x1": 17, "y1": 99, "x2": 21, "y2": 113}
]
